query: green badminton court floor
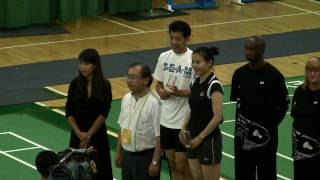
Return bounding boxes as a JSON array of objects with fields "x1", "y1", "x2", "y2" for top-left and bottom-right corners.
[{"x1": 0, "y1": 76, "x2": 303, "y2": 180}]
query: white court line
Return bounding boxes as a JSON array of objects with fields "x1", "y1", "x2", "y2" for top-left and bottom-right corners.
[
  {"x1": 44, "y1": 86, "x2": 67, "y2": 97},
  {"x1": 224, "y1": 119, "x2": 235, "y2": 123},
  {"x1": 0, "y1": 132, "x2": 11, "y2": 135},
  {"x1": 0, "y1": 11, "x2": 311, "y2": 50},
  {"x1": 8, "y1": 132, "x2": 50, "y2": 151},
  {"x1": 107, "y1": 130, "x2": 118, "y2": 138},
  {"x1": 287, "y1": 85, "x2": 298, "y2": 88},
  {"x1": 275, "y1": 1, "x2": 320, "y2": 16},
  {"x1": 52, "y1": 108, "x2": 66, "y2": 116},
  {"x1": 34, "y1": 102, "x2": 47, "y2": 107},
  {"x1": 287, "y1": 81, "x2": 303, "y2": 84},
  {"x1": 0, "y1": 149, "x2": 36, "y2": 170},
  {"x1": 98, "y1": 16, "x2": 145, "y2": 33},
  {"x1": 221, "y1": 131, "x2": 293, "y2": 161},
  {"x1": 309, "y1": 0, "x2": 320, "y2": 4},
  {"x1": 277, "y1": 174, "x2": 292, "y2": 180},
  {"x1": 222, "y1": 131, "x2": 235, "y2": 139},
  {"x1": 0, "y1": 132, "x2": 50, "y2": 170},
  {"x1": 4, "y1": 146, "x2": 41, "y2": 153},
  {"x1": 223, "y1": 101, "x2": 236, "y2": 105},
  {"x1": 0, "y1": 31, "x2": 144, "y2": 50},
  {"x1": 222, "y1": 152, "x2": 235, "y2": 159}
]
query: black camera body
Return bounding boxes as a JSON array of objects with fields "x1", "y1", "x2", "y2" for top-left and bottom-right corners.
[{"x1": 48, "y1": 148, "x2": 97, "y2": 180}]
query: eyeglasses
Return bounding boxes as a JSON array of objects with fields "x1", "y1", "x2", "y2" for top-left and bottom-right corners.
[
  {"x1": 306, "y1": 69, "x2": 320, "y2": 73},
  {"x1": 126, "y1": 75, "x2": 140, "y2": 80}
]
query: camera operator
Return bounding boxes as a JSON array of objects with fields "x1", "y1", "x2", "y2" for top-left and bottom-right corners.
[
  {"x1": 35, "y1": 147, "x2": 97, "y2": 180},
  {"x1": 35, "y1": 150, "x2": 59, "y2": 180}
]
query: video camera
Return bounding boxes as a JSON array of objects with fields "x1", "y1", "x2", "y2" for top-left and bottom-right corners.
[{"x1": 48, "y1": 148, "x2": 97, "y2": 180}]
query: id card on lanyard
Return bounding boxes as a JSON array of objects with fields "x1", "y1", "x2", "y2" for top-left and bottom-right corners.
[
  {"x1": 121, "y1": 128, "x2": 131, "y2": 144},
  {"x1": 121, "y1": 94, "x2": 150, "y2": 146}
]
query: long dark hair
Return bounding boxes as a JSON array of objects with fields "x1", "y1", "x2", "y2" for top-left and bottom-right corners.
[
  {"x1": 193, "y1": 46, "x2": 219, "y2": 67},
  {"x1": 75, "y1": 48, "x2": 107, "y2": 102}
]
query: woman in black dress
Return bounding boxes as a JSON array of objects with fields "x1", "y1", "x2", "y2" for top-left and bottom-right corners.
[
  {"x1": 291, "y1": 56, "x2": 320, "y2": 180},
  {"x1": 66, "y1": 48, "x2": 113, "y2": 180}
]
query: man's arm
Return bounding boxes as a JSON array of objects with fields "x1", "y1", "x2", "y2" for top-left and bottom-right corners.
[
  {"x1": 148, "y1": 136, "x2": 161, "y2": 176},
  {"x1": 168, "y1": 85, "x2": 191, "y2": 97},
  {"x1": 156, "y1": 81, "x2": 170, "y2": 100},
  {"x1": 156, "y1": 80, "x2": 190, "y2": 99}
]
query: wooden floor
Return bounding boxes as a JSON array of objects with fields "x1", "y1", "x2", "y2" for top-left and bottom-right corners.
[{"x1": 1, "y1": 0, "x2": 320, "y2": 107}]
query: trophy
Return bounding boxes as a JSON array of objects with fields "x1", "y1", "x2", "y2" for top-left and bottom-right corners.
[
  {"x1": 183, "y1": 130, "x2": 192, "y2": 148},
  {"x1": 166, "y1": 74, "x2": 177, "y2": 92}
]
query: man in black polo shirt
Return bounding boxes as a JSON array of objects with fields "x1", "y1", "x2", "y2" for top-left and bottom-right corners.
[{"x1": 230, "y1": 36, "x2": 289, "y2": 180}]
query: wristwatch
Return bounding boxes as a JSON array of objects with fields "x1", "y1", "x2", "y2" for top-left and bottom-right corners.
[{"x1": 151, "y1": 160, "x2": 158, "y2": 166}]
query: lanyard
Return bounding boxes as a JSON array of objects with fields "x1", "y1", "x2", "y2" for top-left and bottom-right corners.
[
  {"x1": 127, "y1": 93, "x2": 150, "y2": 128},
  {"x1": 128, "y1": 93, "x2": 150, "y2": 151}
]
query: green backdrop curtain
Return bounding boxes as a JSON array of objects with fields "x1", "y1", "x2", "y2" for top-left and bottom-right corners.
[
  {"x1": 55, "y1": 0, "x2": 106, "y2": 21},
  {"x1": 0, "y1": 0, "x2": 152, "y2": 28},
  {"x1": 0, "y1": 0, "x2": 50, "y2": 28},
  {"x1": 107, "y1": 0, "x2": 152, "y2": 14}
]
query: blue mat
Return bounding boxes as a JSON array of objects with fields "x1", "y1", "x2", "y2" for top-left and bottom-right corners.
[{"x1": 1, "y1": 28, "x2": 320, "y2": 105}]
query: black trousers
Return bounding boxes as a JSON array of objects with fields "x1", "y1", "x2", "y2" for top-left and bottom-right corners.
[
  {"x1": 294, "y1": 155, "x2": 320, "y2": 180},
  {"x1": 234, "y1": 136, "x2": 277, "y2": 180},
  {"x1": 121, "y1": 149, "x2": 160, "y2": 180}
]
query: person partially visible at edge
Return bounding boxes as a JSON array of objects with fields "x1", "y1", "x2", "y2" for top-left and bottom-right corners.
[
  {"x1": 35, "y1": 150, "x2": 59, "y2": 180},
  {"x1": 179, "y1": 46, "x2": 223, "y2": 180},
  {"x1": 230, "y1": 36, "x2": 289, "y2": 180},
  {"x1": 115, "y1": 63, "x2": 162, "y2": 180},
  {"x1": 65, "y1": 48, "x2": 113, "y2": 180},
  {"x1": 291, "y1": 56, "x2": 320, "y2": 180},
  {"x1": 153, "y1": 20, "x2": 193, "y2": 180}
]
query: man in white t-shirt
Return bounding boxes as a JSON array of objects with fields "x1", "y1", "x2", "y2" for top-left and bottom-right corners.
[
  {"x1": 115, "y1": 63, "x2": 162, "y2": 180},
  {"x1": 153, "y1": 20, "x2": 193, "y2": 180}
]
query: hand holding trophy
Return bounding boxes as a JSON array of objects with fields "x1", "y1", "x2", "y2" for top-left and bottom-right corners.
[{"x1": 165, "y1": 74, "x2": 177, "y2": 93}]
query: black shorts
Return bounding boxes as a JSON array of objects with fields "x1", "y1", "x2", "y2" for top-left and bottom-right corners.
[
  {"x1": 187, "y1": 133, "x2": 222, "y2": 165},
  {"x1": 160, "y1": 125, "x2": 186, "y2": 152}
]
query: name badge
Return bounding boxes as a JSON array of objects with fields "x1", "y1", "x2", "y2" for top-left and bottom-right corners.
[{"x1": 121, "y1": 128, "x2": 131, "y2": 145}]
